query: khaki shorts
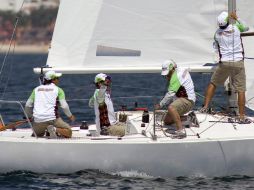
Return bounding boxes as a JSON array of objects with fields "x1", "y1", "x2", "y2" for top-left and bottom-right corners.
[
  {"x1": 211, "y1": 60, "x2": 246, "y2": 92},
  {"x1": 33, "y1": 117, "x2": 71, "y2": 137},
  {"x1": 170, "y1": 98, "x2": 194, "y2": 116}
]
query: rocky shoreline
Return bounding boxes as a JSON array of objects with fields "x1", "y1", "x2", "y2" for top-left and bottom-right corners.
[{"x1": 0, "y1": 44, "x2": 49, "y2": 54}]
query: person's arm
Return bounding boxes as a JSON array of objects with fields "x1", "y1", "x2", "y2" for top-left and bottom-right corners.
[
  {"x1": 213, "y1": 34, "x2": 219, "y2": 53},
  {"x1": 58, "y1": 88, "x2": 75, "y2": 121},
  {"x1": 235, "y1": 19, "x2": 249, "y2": 32},
  {"x1": 88, "y1": 96, "x2": 95, "y2": 108},
  {"x1": 59, "y1": 99, "x2": 72, "y2": 117},
  {"x1": 95, "y1": 85, "x2": 107, "y2": 105},
  {"x1": 159, "y1": 91, "x2": 176, "y2": 108},
  {"x1": 230, "y1": 12, "x2": 249, "y2": 32},
  {"x1": 24, "y1": 90, "x2": 35, "y2": 118},
  {"x1": 24, "y1": 106, "x2": 33, "y2": 118}
]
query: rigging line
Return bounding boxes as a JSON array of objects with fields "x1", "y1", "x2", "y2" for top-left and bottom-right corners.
[
  {"x1": 112, "y1": 84, "x2": 165, "y2": 92},
  {"x1": 188, "y1": 126, "x2": 200, "y2": 138},
  {"x1": 64, "y1": 84, "x2": 94, "y2": 90},
  {"x1": 0, "y1": 0, "x2": 25, "y2": 77},
  {"x1": 66, "y1": 98, "x2": 90, "y2": 102},
  {"x1": 0, "y1": 89, "x2": 32, "y2": 95},
  {"x1": 0, "y1": 42, "x2": 16, "y2": 99},
  {"x1": 18, "y1": 95, "x2": 157, "y2": 104},
  {"x1": 195, "y1": 91, "x2": 226, "y2": 111},
  {"x1": 199, "y1": 114, "x2": 228, "y2": 135},
  {"x1": 64, "y1": 95, "x2": 158, "y2": 103},
  {"x1": 112, "y1": 95, "x2": 156, "y2": 100},
  {"x1": 247, "y1": 96, "x2": 254, "y2": 103}
]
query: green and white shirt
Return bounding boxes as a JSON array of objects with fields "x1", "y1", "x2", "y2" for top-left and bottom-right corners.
[
  {"x1": 25, "y1": 83, "x2": 72, "y2": 122},
  {"x1": 160, "y1": 68, "x2": 196, "y2": 108},
  {"x1": 214, "y1": 20, "x2": 249, "y2": 62},
  {"x1": 89, "y1": 85, "x2": 117, "y2": 129}
]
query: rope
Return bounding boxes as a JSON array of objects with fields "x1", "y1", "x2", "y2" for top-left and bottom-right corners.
[{"x1": 195, "y1": 91, "x2": 226, "y2": 111}]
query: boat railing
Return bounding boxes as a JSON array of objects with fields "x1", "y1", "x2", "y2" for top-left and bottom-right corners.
[{"x1": 0, "y1": 99, "x2": 37, "y2": 138}]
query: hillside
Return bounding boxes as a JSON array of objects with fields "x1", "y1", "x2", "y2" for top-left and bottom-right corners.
[{"x1": 0, "y1": 8, "x2": 58, "y2": 53}]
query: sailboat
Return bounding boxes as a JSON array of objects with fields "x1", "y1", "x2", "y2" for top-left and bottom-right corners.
[{"x1": 1, "y1": 0, "x2": 254, "y2": 177}]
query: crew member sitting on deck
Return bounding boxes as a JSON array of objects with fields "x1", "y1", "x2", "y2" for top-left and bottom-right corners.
[
  {"x1": 89, "y1": 73, "x2": 125, "y2": 136},
  {"x1": 25, "y1": 71, "x2": 75, "y2": 138},
  {"x1": 155, "y1": 60, "x2": 196, "y2": 139}
]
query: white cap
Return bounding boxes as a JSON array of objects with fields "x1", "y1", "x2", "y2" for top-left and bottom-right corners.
[
  {"x1": 217, "y1": 11, "x2": 228, "y2": 27},
  {"x1": 44, "y1": 71, "x2": 62, "y2": 80},
  {"x1": 94, "y1": 73, "x2": 107, "y2": 83},
  {"x1": 161, "y1": 59, "x2": 177, "y2": 76}
]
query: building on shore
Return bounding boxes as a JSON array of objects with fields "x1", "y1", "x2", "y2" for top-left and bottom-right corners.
[{"x1": 0, "y1": 0, "x2": 59, "y2": 13}]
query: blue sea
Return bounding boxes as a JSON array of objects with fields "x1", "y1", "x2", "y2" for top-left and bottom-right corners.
[{"x1": 1, "y1": 53, "x2": 254, "y2": 189}]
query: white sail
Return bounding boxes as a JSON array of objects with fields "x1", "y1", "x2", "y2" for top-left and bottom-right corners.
[
  {"x1": 41, "y1": 0, "x2": 254, "y2": 109},
  {"x1": 238, "y1": 1, "x2": 254, "y2": 110},
  {"x1": 237, "y1": 2, "x2": 254, "y2": 111},
  {"x1": 44, "y1": 0, "x2": 231, "y2": 73}
]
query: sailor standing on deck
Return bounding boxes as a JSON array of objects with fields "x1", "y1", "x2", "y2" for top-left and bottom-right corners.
[
  {"x1": 25, "y1": 71, "x2": 75, "y2": 138},
  {"x1": 200, "y1": 11, "x2": 250, "y2": 123},
  {"x1": 89, "y1": 73, "x2": 125, "y2": 136},
  {"x1": 155, "y1": 60, "x2": 196, "y2": 139}
]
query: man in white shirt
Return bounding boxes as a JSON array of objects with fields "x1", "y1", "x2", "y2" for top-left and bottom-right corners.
[
  {"x1": 200, "y1": 11, "x2": 249, "y2": 123},
  {"x1": 89, "y1": 73, "x2": 125, "y2": 136},
  {"x1": 155, "y1": 60, "x2": 196, "y2": 138},
  {"x1": 25, "y1": 71, "x2": 75, "y2": 138}
]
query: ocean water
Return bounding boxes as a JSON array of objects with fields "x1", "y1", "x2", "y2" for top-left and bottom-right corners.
[
  {"x1": 0, "y1": 54, "x2": 227, "y2": 124},
  {"x1": 0, "y1": 53, "x2": 254, "y2": 189}
]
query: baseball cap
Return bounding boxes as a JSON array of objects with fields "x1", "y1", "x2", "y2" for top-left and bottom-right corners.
[
  {"x1": 217, "y1": 11, "x2": 228, "y2": 27},
  {"x1": 94, "y1": 73, "x2": 107, "y2": 83},
  {"x1": 161, "y1": 59, "x2": 177, "y2": 76},
  {"x1": 44, "y1": 71, "x2": 62, "y2": 80}
]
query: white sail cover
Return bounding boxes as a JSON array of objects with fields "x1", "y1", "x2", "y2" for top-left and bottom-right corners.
[{"x1": 43, "y1": 0, "x2": 254, "y2": 110}]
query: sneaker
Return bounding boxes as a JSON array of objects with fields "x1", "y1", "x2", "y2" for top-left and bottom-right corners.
[
  {"x1": 238, "y1": 118, "x2": 252, "y2": 124},
  {"x1": 199, "y1": 107, "x2": 209, "y2": 113},
  {"x1": 47, "y1": 125, "x2": 57, "y2": 139},
  {"x1": 165, "y1": 128, "x2": 176, "y2": 134},
  {"x1": 172, "y1": 130, "x2": 186, "y2": 139}
]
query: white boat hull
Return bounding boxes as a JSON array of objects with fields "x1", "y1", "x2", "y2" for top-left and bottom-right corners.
[{"x1": 1, "y1": 111, "x2": 254, "y2": 177}]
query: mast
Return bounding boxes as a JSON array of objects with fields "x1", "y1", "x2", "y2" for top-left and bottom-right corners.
[
  {"x1": 228, "y1": 0, "x2": 236, "y2": 24},
  {"x1": 226, "y1": 0, "x2": 238, "y2": 115},
  {"x1": 228, "y1": 0, "x2": 236, "y2": 12}
]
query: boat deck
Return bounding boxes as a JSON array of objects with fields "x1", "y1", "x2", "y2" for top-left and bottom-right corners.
[{"x1": 1, "y1": 111, "x2": 254, "y2": 143}]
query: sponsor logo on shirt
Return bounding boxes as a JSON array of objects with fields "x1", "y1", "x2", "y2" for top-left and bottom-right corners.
[{"x1": 38, "y1": 88, "x2": 54, "y2": 92}]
